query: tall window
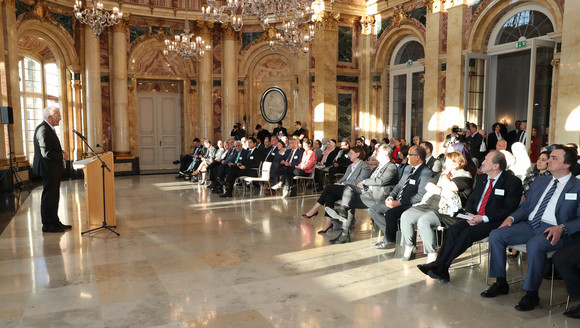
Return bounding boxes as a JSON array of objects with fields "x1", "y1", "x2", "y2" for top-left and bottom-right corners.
[{"x1": 19, "y1": 56, "x2": 62, "y2": 163}]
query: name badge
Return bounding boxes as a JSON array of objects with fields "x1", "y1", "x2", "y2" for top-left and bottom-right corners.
[
  {"x1": 344, "y1": 154, "x2": 348, "y2": 158},
  {"x1": 294, "y1": 156, "x2": 298, "y2": 159},
  {"x1": 409, "y1": 179, "x2": 416, "y2": 185},
  {"x1": 565, "y1": 193, "x2": 578, "y2": 200},
  {"x1": 249, "y1": 156, "x2": 254, "y2": 160},
  {"x1": 495, "y1": 189, "x2": 505, "y2": 196}
]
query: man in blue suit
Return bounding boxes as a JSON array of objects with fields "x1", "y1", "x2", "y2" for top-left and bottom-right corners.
[
  {"x1": 482, "y1": 145, "x2": 580, "y2": 312},
  {"x1": 369, "y1": 145, "x2": 433, "y2": 248}
]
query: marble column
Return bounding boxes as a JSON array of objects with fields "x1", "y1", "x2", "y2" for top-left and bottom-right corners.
[
  {"x1": 358, "y1": 16, "x2": 375, "y2": 140},
  {"x1": 84, "y1": 26, "x2": 103, "y2": 151},
  {"x1": 71, "y1": 73, "x2": 84, "y2": 159},
  {"x1": 2, "y1": 0, "x2": 25, "y2": 162},
  {"x1": 445, "y1": 3, "x2": 466, "y2": 128},
  {"x1": 554, "y1": 0, "x2": 580, "y2": 144},
  {"x1": 297, "y1": 43, "x2": 311, "y2": 137},
  {"x1": 112, "y1": 20, "x2": 131, "y2": 156},
  {"x1": 221, "y1": 24, "x2": 237, "y2": 140},
  {"x1": 0, "y1": 0, "x2": 9, "y2": 163},
  {"x1": 313, "y1": 11, "x2": 339, "y2": 140},
  {"x1": 423, "y1": 2, "x2": 444, "y2": 152},
  {"x1": 197, "y1": 21, "x2": 214, "y2": 140}
]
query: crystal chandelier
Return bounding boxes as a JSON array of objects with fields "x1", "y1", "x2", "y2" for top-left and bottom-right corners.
[
  {"x1": 164, "y1": 8, "x2": 211, "y2": 62},
  {"x1": 73, "y1": 0, "x2": 123, "y2": 38},
  {"x1": 269, "y1": 22, "x2": 314, "y2": 55},
  {"x1": 202, "y1": 0, "x2": 315, "y2": 32}
]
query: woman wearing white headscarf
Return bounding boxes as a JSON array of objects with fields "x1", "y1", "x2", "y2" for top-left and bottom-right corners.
[{"x1": 509, "y1": 142, "x2": 532, "y2": 180}]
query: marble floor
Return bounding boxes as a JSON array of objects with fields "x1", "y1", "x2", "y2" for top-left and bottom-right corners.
[{"x1": 0, "y1": 174, "x2": 576, "y2": 327}]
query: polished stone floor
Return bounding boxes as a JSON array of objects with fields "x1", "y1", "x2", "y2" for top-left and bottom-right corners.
[{"x1": 0, "y1": 174, "x2": 576, "y2": 327}]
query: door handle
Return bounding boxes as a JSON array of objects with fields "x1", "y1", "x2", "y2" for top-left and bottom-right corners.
[{"x1": 159, "y1": 140, "x2": 162, "y2": 147}]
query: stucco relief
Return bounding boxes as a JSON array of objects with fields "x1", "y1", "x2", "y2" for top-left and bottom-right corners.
[
  {"x1": 254, "y1": 57, "x2": 291, "y2": 78},
  {"x1": 137, "y1": 50, "x2": 183, "y2": 76}
]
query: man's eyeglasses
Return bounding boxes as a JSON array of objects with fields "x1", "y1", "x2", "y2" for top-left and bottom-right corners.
[{"x1": 408, "y1": 153, "x2": 419, "y2": 157}]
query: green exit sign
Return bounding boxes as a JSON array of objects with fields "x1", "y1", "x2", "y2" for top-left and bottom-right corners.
[
  {"x1": 406, "y1": 60, "x2": 413, "y2": 67},
  {"x1": 516, "y1": 40, "x2": 528, "y2": 48}
]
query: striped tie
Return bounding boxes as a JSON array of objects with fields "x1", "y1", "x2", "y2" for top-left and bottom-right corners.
[
  {"x1": 530, "y1": 179, "x2": 559, "y2": 228},
  {"x1": 397, "y1": 167, "x2": 415, "y2": 201}
]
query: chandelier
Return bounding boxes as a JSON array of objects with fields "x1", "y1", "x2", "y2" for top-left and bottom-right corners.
[
  {"x1": 269, "y1": 22, "x2": 314, "y2": 55},
  {"x1": 73, "y1": 0, "x2": 123, "y2": 38},
  {"x1": 164, "y1": 8, "x2": 211, "y2": 62},
  {"x1": 202, "y1": 0, "x2": 315, "y2": 32}
]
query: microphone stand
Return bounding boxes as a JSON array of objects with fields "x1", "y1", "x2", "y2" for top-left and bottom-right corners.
[{"x1": 77, "y1": 136, "x2": 119, "y2": 236}]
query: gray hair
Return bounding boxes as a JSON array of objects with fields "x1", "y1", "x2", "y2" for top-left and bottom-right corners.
[
  {"x1": 43, "y1": 106, "x2": 60, "y2": 120},
  {"x1": 234, "y1": 140, "x2": 242, "y2": 146},
  {"x1": 378, "y1": 144, "x2": 393, "y2": 157}
]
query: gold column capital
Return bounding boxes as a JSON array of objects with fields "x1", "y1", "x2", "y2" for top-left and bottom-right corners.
[
  {"x1": 314, "y1": 11, "x2": 340, "y2": 31},
  {"x1": 113, "y1": 18, "x2": 129, "y2": 32},
  {"x1": 551, "y1": 58, "x2": 560, "y2": 67},
  {"x1": 196, "y1": 20, "x2": 214, "y2": 38},
  {"x1": 1, "y1": 0, "x2": 16, "y2": 7},
  {"x1": 359, "y1": 15, "x2": 375, "y2": 35},
  {"x1": 221, "y1": 23, "x2": 238, "y2": 41}
]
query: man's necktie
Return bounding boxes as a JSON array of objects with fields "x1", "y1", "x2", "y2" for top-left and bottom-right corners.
[
  {"x1": 370, "y1": 164, "x2": 383, "y2": 178},
  {"x1": 477, "y1": 178, "x2": 495, "y2": 216},
  {"x1": 235, "y1": 151, "x2": 241, "y2": 164},
  {"x1": 530, "y1": 179, "x2": 559, "y2": 228},
  {"x1": 397, "y1": 167, "x2": 415, "y2": 201}
]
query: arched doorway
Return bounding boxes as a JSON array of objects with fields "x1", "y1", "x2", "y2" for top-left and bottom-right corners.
[
  {"x1": 465, "y1": 3, "x2": 555, "y2": 148},
  {"x1": 388, "y1": 37, "x2": 425, "y2": 141}
]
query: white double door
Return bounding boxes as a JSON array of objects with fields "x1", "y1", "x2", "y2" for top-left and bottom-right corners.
[{"x1": 137, "y1": 92, "x2": 181, "y2": 173}]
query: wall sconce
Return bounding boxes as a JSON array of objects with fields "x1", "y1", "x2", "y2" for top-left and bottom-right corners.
[{"x1": 500, "y1": 118, "x2": 509, "y2": 126}]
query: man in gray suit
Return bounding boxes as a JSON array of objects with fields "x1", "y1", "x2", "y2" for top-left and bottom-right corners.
[
  {"x1": 327, "y1": 145, "x2": 399, "y2": 242},
  {"x1": 33, "y1": 106, "x2": 69, "y2": 233},
  {"x1": 369, "y1": 145, "x2": 433, "y2": 248}
]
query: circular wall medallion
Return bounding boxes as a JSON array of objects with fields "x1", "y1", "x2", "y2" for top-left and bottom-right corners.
[{"x1": 260, "y1": 87, "x2": 287, "y2": 124}]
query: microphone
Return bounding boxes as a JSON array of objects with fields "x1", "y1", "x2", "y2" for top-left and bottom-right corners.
[
  {"x1": 72, "y1": 129, "x2": 87, "y2": 141},
  {"x1": 96, "y1": 144, "x2": 106, "y2": 151}
]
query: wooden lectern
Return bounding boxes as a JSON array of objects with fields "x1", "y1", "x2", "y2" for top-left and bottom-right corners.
[{"x1": 74, "y1": 152, "x2": 116, "y2": 227}]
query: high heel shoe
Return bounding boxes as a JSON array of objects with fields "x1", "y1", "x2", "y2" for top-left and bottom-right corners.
[
  {"x1": 317, "y1": 224, "x2": 332, "y2": 234},
  {"x1": 400, "y1": 246, "x2": 417, "y2": 261},
  {"x1": 301, "y1": 211, "x2": 318, "y2": 219}
]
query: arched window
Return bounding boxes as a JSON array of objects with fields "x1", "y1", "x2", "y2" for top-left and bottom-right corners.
[
  {"x1": 19, "y1": 56, "x2": 62, "y2": 163},
  {"x1": 394, "y1": 41, "x2": 425, "y2": 65},
  {"x1": 495, "y1": 10, "x2": 554, "y2": 45}
]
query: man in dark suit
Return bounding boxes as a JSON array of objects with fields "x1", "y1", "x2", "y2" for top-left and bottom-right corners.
[
  {"x1": 369, "y1": 145, "x2": 433, "y2": 248},
  {"x1": 467, "y1": 123, "x2": 484, "y2": 166},
  {"x1": 420, "y1": 141, "x2": 442, "y2": 176},
  {"x1": 33, "y1": 106, "x2": 70, "y2": 233},
  {"x1": 328, "y1": 141, "x2": 352, "y2": 184},
  {"x1": 271, "y1": 137, "x2": 303, "y2": 190},
  {"x1": 418, "y1": 150, "x2": 523, "y2": 281},
  {"x1": 174, "y1": 138, "x2": 202, "y2": 178},
  {"x1": 327, "y1": 145, "x2": 399, "y2": 240},
  {"x1": 482, "y1": 146, "x2": 579, "y2": 312},
  {"x1": 507, "y1": 120, "x2": 522, "y2": 150},
  {"x1": 221, "y1": 137, "x2": 263, "y2": 198},
  {"x1": 210, "y1": 140, "x2": 244, "y2": 193},
  {"x1": 553, "y1": 242, "x2": 580, "y2": 319}
]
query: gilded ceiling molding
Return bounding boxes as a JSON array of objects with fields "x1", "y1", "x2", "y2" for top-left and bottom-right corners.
[
  {"x1": 19, "y1": 0, "x2": 64, "y2": 31},
  {"x1": 172, "y1": 0, "x2": 177, "y2": 16},
  {"x1": 313, "y1": 11, "x2": 340, "y2": 31},
  {"x1": 360, "y1": 15, "x2": 375, "y2": 35},
  {"x1": 196, "y1": 20, "x2": 214, "y2": 38},
  {"x1": 149, "y1": 0, "x2": 155, "y2": 15},
  {"x1": 390, "y1": 6, "x2": 411, "y2": 29},
  {"x1": 221, "y1": 23, "x2": 238, "y2": 41},
  {"x1": 254, "y1": 26, "x2": 277, "y2": 43},
  {"x1": 2, "y1": 0, "x2": 16, "y2": 7}
]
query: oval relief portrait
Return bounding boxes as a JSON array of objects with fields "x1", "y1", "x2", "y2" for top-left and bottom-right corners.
[{"x1": 260, "y1": 87, "x2": 287, "y2": 123}]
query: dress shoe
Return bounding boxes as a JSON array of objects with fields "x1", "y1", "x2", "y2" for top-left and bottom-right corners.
[
  {"x1": 563, "y1": 304, "x2": 580, "y2": 319},
  {"x1": 42, "y1": 225, "x2": 65, "y2": 233},
  {"x1": 374, "y1": 241, "x2": 395, "y2": 249},
  {"x1": 330, "y1": 232, "x2": 350, "y2": 244},
  {"x1": 175, "y1": 174, "x2": 185, "y2": 179},
  {"x1": 219, "y1": 192, "x2": 233, "y2": 198},
  {"x1": 400, "y1": 246, "x2": 417, "y2": 261},
  {"x1": 428, "y1": 268, "x2": 450, "y2": 283},
  {"x1": 508, "y1": 250, "x2": 520, "y2": 259},
  {"x1": 57, "y1": 222, "x2": 72, "y2": 229},
  {"x1": 301, "y1": 211, "x2": 318, "y2": 219},
  {"x1": 211, "y1": 188, "x2": 223, "y2": 194},
  {"x1": 515, "y1": 293, "x2": 540, "y2": 311},
  {"x1": 317, "y1": 225, "x2": 332, "y2": 234},
  {"x1": 480, "y1": 282, "x2": 509, "y2": 298},
  {"x1": 172, "y1": 160, "x2": 180, "y2": 164},
  {"x1": 417, "y1": 262, "x2": 438, "y2": 276}
]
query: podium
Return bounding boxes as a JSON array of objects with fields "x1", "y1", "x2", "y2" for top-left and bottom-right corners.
[{"x1": 73, "y1": 152, "x2": 116, "y2": 227}]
